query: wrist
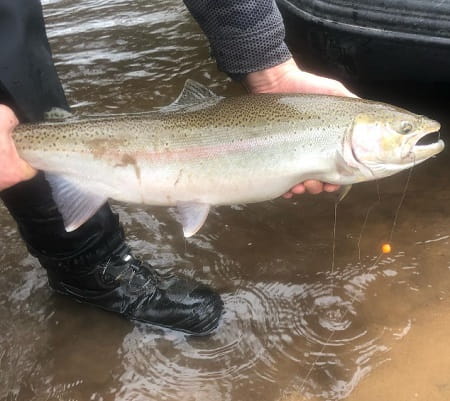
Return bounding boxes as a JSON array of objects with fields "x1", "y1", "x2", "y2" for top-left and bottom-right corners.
[{"x1": 242, "y1": 58, "x2": 299, "y2": 94}]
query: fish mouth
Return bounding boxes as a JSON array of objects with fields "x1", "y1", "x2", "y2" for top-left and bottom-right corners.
[{"x1": 404, "y1": 120, "x2": 445, "y2": 161}]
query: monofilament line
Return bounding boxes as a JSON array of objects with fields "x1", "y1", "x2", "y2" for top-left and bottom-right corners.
[
  {"x1": 331, "y1": 201, "x2": 338, "y2": 277},
  {"x1": 387, "y1": 157, "x2": 415, "y2": 244},
  {"x1": 357, "y1": 182, "x2": 381, "y2": 264},
  {"x1": 299, "y1": 164, "x2": 415, "y2": 397}
]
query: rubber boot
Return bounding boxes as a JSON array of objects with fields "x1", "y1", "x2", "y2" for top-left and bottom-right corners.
[{"x1": 0, "y1": 172, "x2": 223, "y2": 335}]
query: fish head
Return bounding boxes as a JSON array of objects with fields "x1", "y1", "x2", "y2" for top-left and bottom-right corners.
[{"x1": 344, "y1": 106, "x2": 444, "y2": 179}]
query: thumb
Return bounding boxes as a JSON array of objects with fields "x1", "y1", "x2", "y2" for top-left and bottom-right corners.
[{"x1": 0, "y1": 105, "x2": 19, "y2": 132}]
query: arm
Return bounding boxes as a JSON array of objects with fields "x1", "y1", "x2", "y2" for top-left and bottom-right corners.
[
  {"x1": 184, "y1": 0, "x2": 354, "y2": 196},
  {"x1": 183, "y1": 0, "x2": 292, "y2": 79},
  {"x1": 0, "y1": 105, "x2": 37, "y2": 191},
  {"x1": 183, "y1": 0, "x2": 354, "y2": 97},
  {"x1": 0, "y1": 0, "x2": 67, "y2": 190}
]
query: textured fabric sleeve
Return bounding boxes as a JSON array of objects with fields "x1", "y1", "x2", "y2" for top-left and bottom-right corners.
[{"x1": 183, "y1": 0, "x2": 292, "y2": 79}]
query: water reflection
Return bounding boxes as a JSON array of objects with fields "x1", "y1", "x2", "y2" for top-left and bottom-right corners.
[{"x1": 44, "y1": 0, "x2": 234, "y2": 114}]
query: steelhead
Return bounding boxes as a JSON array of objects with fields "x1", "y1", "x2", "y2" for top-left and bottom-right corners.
[{"x1": 13, "y1": 80, "x2": 444, "y2": 237}]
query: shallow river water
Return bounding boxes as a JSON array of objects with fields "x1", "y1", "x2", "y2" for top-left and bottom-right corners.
[{"x1": 1, "y1": 1, "x2": 450, "y2": 401}]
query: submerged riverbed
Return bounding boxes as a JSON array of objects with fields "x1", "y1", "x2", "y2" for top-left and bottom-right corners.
[{"x1": 1, "y1": 1, "x2": 449, "y2": 400}]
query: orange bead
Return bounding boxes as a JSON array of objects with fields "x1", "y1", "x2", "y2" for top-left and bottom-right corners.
[{"x1": 382, "y1": 243, "x2": 392, "y2": 254}]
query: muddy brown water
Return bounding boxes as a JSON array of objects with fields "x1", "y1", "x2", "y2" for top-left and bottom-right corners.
[{"x1": 1, "y1": 1, "x2": 450, "y2": 400}]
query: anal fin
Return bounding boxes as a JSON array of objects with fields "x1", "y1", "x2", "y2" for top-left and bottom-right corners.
[{"x1": 176, "y1": 201, "x2": 210, "y2": 238}]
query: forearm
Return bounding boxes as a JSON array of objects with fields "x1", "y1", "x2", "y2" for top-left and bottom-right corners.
[{"x1": 183, "y1": 0, "x2": 292, "y2": 79}]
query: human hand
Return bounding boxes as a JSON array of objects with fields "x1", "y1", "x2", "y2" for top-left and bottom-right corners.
[
  {"x1": 243, "y1": 58, "x2": 356, "y2": 198},
  {"x1": 243, "y1": 57, "x2": 357, "y2": 97},
  {"x1": 0, "y1": 105, "x2": 37, "y2": 191}
]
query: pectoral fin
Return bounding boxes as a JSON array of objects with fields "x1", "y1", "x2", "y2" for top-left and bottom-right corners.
[
  {"x1": 337, "y1": 184, "x2": 352, "y2": 203},
  {"x1": 45, "y1": 173, "x2": 108, "y2": 232},
  {"x1": 176, "y1": 201, "x2": 210, "y2": 238}
]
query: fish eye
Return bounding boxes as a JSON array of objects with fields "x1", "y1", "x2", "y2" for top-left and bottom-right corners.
[{"x1": 400, "y1": 121, "x2": 413, "y2": 134}]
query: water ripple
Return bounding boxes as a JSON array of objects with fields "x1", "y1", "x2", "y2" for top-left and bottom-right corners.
[{"x1": 114, "y1": 262, "x2": 393, "y2": 401}]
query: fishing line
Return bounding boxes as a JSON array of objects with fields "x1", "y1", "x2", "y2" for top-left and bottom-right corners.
[
  {"x1": 297, "y1": 253, "x2": 386, "y2": 397},
  {"x1": 301, "y1": 188, "x2": 384, "y2": 396},
  {"x1": 331, "y1": 201, "x2": 338, "y2": 277},
  {"x1": 386, "y1": 157, "x2": 414, "y2": 244},
  {"x1": 299, "y1": 162, "x2": 415, "y2": 397},
  {"x1": 357, "y1": 182, "x2": 381, "y2": 263}
]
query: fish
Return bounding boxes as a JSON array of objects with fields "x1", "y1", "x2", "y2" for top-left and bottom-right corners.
[{"x1": 13, "y1": 80, "x2": 444, "y2": 237}]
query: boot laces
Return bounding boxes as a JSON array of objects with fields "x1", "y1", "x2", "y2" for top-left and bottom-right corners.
[{"x1": 101, "y1": 245, "x2": 160, "y2": 292}]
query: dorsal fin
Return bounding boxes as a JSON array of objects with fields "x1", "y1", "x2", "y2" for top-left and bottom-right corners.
[
  {"x1": 176, "y1": 79, "x2": 220, "y2": 105},
  {"x1": 162, "y1": 80, "x2": 223, "y2": 112}
]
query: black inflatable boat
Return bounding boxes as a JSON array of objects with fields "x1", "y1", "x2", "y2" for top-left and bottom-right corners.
[{"x1": 277, "y1": 0, "x2": 450, "y2": 83}]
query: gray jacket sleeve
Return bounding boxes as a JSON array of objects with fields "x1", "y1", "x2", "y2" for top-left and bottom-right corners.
[{"x1": 183, "y1": 0, "x2": 292, "y2": 79}]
